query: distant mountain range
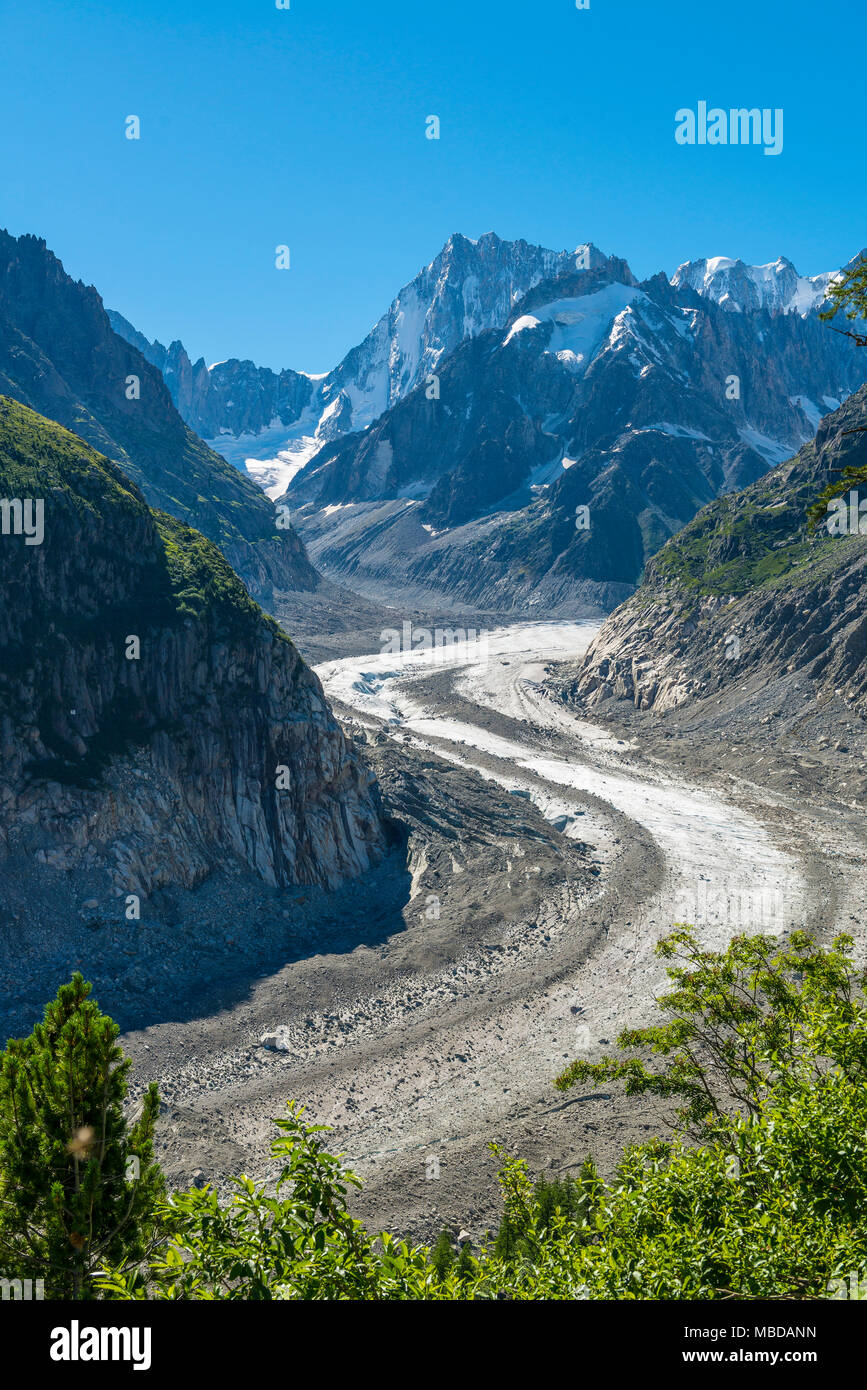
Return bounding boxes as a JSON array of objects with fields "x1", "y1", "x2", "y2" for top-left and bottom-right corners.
[
  {"x1": 111, "y1": 231, "x2": 867, "y2": 614},
  {"x1": 106, "y1": 307, "x2": 316, "y2": 454},
  {"x1": 670, "y1": 254, "x2": 836, "y2": 317},
  {"x1": 109, "y1": 233, "x2": 601, "y2": 496}
]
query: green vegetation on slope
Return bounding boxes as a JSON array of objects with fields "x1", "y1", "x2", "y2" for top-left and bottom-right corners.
[
  {"x1": 0, "y1": 398, "x2": 293, "y2": 786},
  {"x1": 645, "y1": 385, "x2": 867, "y2": 601},
  {"x1": 650, "y1": 491, "x2": 857, "y2": 598},
  {"x1": 3, "y1": 927, "x2": 860, "y2": 1301},
  {"x1": 650, "y1": 261, "x2": 867, "y2": 601},
  {"x1": 0, "y1": 975, "x2": 162, "y2": 1300},
  {"x1": 0, "y1": 396, "x2": 288, "y2": 643}
]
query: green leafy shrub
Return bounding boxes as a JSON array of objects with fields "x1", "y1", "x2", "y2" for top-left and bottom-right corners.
[{"x1": 16, "y1": 929, "x2": 867, "y2": 1301}]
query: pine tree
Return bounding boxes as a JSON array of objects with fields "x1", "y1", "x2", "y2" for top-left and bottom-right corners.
[
  {"x1": 0, "y1": 973, "x2": 163, "y2": 1298},
  {"x1": 431, "y1": 1228, "x2": 454, "y2": 1280},
  {"x1": 820, "y1": 253, "x2": 867, "y2": 342},
  {"x1": 455, "y1": 1241, "x2": 475, "y2": 1280},
  {"x1": 494, "y1": 1208, "x2": 520, "y2": 1260}
]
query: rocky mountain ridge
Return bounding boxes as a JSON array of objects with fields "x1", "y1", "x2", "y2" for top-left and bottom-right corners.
[
  {"x1": 114, "y1": 235, "x2": 858, "y2": 472},
  {"x1": 670, "y1": 253, "x2": 840, "y2": 317},
  {"x1": 279, "y1": 251, "x2": 865, "y2": 613},
  {"x1": 0, "y1": 230, "x2": 318, "y2": 604},
  {"x1": 107, "y1": 309, "x2": 316, "y2": 443},
  {"x1": 557, "y1": 384, "x2": 867, "y2": 716},
  {"x1": 109, "y1": 232, "x2": 605, "y2": 487},
  {"x1": 105, "y1": 229, "x2": 867, "y2": 614},
  {"x1": 0, "y1": 397, "x2": 387, "y2": 904}
]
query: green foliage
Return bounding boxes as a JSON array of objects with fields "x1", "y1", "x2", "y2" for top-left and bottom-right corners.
[
  {"x1": 97, "y1": 1103, "x2": 449, "y2": 1301},
  {"x1": 154, "y1": 510, "x2": 287, "y2": 642},
  {"x1": 494, "y1": 1166, "x2": 595, "y2": 1260},
  {"x1": 554, "y1": 927, "x2": 867, "y2": 1135},
  {"x1": 29, "y1": 928, "x2": 867, "y2": 1300},
  {"x1": 430, "y1": 1229, "x2": 454, "y2": 1279},
  {"x1": 0, "y1": 974, "x2": 163, "y2": 1299},
  {"x1": 805, "y1": 259, "x2": 867, "y2": 521},
  {"x1": 455, "y1": 1241, "x2": 475, "y2": 1281},
  {"x1": 649, "y1": 480, "x2": 844, "y2": 598},
  {"x1": 0, "y1": 396, "x2": 283, "y2": 647},
  {"x1": 0, "y1": 394, "x2": 144, "y2": 523},
  {"x1": 530, "y1": 928, "x2": 867, "y2": 1298},
  {"x1": 819, "y1": 253, "x2": 867, "y2": 336}
]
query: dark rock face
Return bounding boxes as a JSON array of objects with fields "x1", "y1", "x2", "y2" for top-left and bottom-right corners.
[
  {"x1": 0, "y1": 398, "x2": 387, "y2": 896},
  {"x1": 283, "y1": 257, "x2": 866, "y2": 613},
  {"x1": 559, "y1": 385, "x2": 867, "y2": 712},
  {"x1": 0, "y1": 231, "x2": 319, "y2": 603},
  {"x1": 107, "y1": 311, "x2": 315, "y2": 441}
]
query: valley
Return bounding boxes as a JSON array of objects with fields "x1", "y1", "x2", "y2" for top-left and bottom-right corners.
[
  {"x1": 115, "y1": 619, "x2": 866, "y2": 1242},
  {"x1": 4, "y1": 0, "x2": 867, "y2": 1319},
  {"x1": 2, "y1": 223, "x2": 865, "y2": 1259}
]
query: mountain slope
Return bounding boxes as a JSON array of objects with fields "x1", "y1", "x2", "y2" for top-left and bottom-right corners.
[
  {"x1": 0, "y1": 231, "x2": 318, "y2": 601},
  {"x1": 110, "y1": 232, "x2": 604, "y2": 493},
  {"x1": 281, "y1": 255, "x2": 865, "y2": 613},
  {"x1": 107, "y1": 309, "x2": 316, "y2": 442},
  {"x1": 559, "y1": 384, "x2": 867, "y2": 713},
  {"x1": 313, "y1": 231, "x2": 602, "y2": 437},
  {"x1": 0, "y1": 397, "x2": 386, "y2": 898}
]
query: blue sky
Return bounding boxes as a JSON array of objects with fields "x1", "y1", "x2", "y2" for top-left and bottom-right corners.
[{"x1": 2, "y1": 0, "x2": 864, "y2": 373}]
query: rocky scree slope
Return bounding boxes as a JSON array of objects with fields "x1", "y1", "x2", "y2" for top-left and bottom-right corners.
[
  {"x1": 0, "y1": 231, "x2": 318, "y2": 603},
  {"x1": 0, "y1": 398, "x2": 386, "y2": 899},
  {"x1": 557, "y1": 385, "x2": 867, "y2": 715}
]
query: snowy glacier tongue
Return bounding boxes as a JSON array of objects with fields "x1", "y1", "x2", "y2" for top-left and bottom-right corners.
[{"x1": 315, "y1": 622, "x2": 593, "y2": 723}]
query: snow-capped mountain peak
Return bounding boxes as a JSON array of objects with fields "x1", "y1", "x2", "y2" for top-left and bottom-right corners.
[
  {"x1": 315, "y1": 232, "x2": 610, "y2": 437},
  {"x1": 110, "y1": 236, "x2": 865, "y2": 511},
  {"x1": 501, "y1": 282, "x2": 645, "y2": 374},
  {"x1": 671, "y1": 254, "x2": 834, "y2": 316}
]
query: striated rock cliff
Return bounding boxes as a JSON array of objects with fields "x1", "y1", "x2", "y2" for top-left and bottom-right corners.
[{"x1": 0, "y1": 398, "x2": 387, "y2": 899}]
